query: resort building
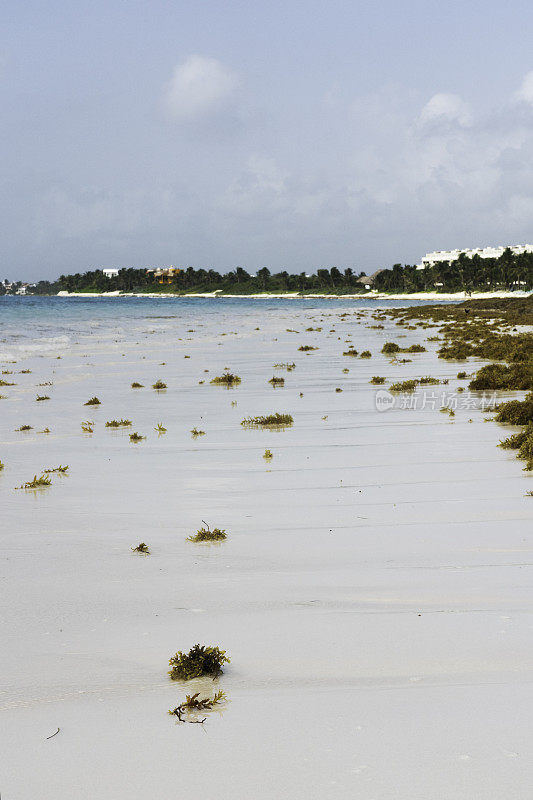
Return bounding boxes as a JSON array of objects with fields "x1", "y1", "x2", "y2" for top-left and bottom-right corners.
[
  {"x1": 102, "y1": 268, "x2": 120, "y2": 278},
  {"x1": 416, "y1": 244, "x2": 533, "y2": 270}
]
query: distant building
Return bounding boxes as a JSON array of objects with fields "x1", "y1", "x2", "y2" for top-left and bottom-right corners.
[
  {"x1": 416, "y1": 245, "x2": 533, "y2": 270},
  {"x1": 146, "y1": 267, "x2": 182, "y2": 284},
  {"x1": 102, "y1": 268, "x2": 120, "y2": 278},
  {"x1": 355, "y1": 269, "x2": 384, "y2": 290}
]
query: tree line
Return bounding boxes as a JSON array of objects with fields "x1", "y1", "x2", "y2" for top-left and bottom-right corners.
[{"x1": 4, "y1": 248, "x2": 532, "y2": 295}]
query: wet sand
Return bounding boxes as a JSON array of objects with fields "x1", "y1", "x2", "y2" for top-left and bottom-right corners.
[{"x1": 1, "y1": 301, "x2": 532, "y2": 799}]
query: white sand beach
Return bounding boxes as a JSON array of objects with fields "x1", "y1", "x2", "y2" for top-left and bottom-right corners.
[{"x1": 1, "y1": 298, "x2": 532, "y2": 799}]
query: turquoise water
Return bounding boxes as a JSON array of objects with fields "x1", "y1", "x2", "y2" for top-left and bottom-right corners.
[{"x1": 0, "y1": 295, "x2": 447, "y2": 352}]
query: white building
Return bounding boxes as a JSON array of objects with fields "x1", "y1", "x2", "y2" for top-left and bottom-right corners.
[
  {"x1": 416, "y1": 244, "x2": 533, "y2": 270},
  {"x1": 102, "y1": 268, "x2": 119, "y2": 278}
]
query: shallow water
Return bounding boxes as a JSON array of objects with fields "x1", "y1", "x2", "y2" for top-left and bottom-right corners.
[{"x1": 1, "y1": 296, "x2": 531, "y2": 799}]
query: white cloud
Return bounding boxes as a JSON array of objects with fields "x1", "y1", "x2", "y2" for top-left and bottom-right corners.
[
  {"x1": 163, "y1": 55, "x2": 237, "y2": 120},
  {"x1": 514, "y1": 71, "x2": 533, "y2": 105},
  {"x1": 419, "y1": 93, "x2": 472, "y2": 127}
]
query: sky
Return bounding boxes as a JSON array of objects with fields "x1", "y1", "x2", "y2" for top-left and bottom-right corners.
[{"x1": 3, "y1": 0, "x2": 533, "y2": 281}]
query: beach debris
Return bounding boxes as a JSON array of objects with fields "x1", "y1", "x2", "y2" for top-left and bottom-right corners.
[
  {"x1": 241, "y1": 413, "x2": 293, "y2": 427},
  {"x1": 16, "y1": 474, "x2": 52, "y2": 489},
  {"x1": 84, "y1": 396, "x2": 101, "y2": 406},
  {"x1": 188, "y1": 522, "x2": 226, "y2": 542},
  {"x1": 168, "y1": 690, "x2": 227, "y2": 724},
  {"x1": 132, "y1": 542, "x2": 150, "y2": 554},
  {"x1": 46, "y1": 727, "x2": 60, "y2": 740},
  {"x1": 168, "y1": 644, "x2": 230, "y2": 681}
]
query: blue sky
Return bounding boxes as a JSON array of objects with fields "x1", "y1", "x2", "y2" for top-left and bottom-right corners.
[{"x1": 3, "y1": 0, "x2": 533, "y2": 280}]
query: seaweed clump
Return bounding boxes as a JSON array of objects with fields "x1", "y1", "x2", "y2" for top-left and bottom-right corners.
[
  {"x1": 131, "y1": 382, "x2": 144, "y2": 388},
  {"x1": 298, "y1": 345, "x2": 318, "y2": 351},
  {"x1": 390, "y1": 380, "x2": 418, "y2": 392},
  {"x1": 268, "y1": 376, "x2": 285, "y2": 387},
  {"x1": 342, "y1": 348, "x2": 358, "y2": 357},
  {"x1": 168, "y1": 644, "x2": 230, "y2": 681},
  {"x1": 105, "y1": 419, "x2": 132, "y2": 427},
  {"x1": 132, "y1": 542, "x2": 150, "y2": 554},
  {"x1": 499, "y1": 422, "x2": 533, "y2": 471},
  {"x1": 43, "y1": 465, "x2": 68, "y2": 473},
  {"x1": 468, "y1": 363, "x2": 533, "y2": 391},
  {"x1": 168, "y1": 690, "x2": 226, "y2": 724},
  {"x1": 210, "y1": 372, "x2": 241, "y2": 386},
  {"x1": 129, "y1": 431, "x2": 145, "y2": 442},
  {"x1": 152, "y1": 380, "x2": 167, "y2": 390},
  {"x1": 84, "y1": 397, "x2": 101, "y2": 406},
  {"x1": 16, "y1": 474, "x2": 52, "y2": 489},
  {"x1": 495, "y1": 394, "x2": 533, "y2": 426},
  {"x1": 188, "y1": 522, "x2": 227, "y2": 542},
  {"x1": 360, "y1": 351, "x2": 372, "y2": 358},
  {"x1": 370, "y1": 376, "x2": 386, "y2": 384},
  {"x1": 36, "y1": 395, "x2": 50, "y2": 401},
  {"x1": 241, "y1": 413, "x2": 293, "y2": 427}
]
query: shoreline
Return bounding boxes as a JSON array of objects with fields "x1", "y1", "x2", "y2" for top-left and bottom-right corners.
[{"x1": 54, "y1": 289, "x2": 532, "y2": 301}]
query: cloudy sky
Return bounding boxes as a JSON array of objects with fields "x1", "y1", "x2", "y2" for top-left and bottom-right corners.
[{"x1": 3, "y1": 0, "x2": 533, "y2": 281}]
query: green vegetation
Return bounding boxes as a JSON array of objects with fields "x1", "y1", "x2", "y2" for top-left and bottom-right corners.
[
  {"x1": 298, "y1": 345, "x2": 318, "y2": 351},
  {"x1": 263, "y1": 449, "x2": 273, "y2": 459},
  {"x1": 382, "y1": 342, "x2": 400, "y2": 354},
  {"x1": 370, "y1": 376, "x2": 386, "y2": 384},
  {"x1": 418, "y1": 376, "x2": 440, "y2": 385},
  {"x1": 499, "y1": 423, "x2": 533, "y2": 471},
  {"x1": 43, "y1": 465, "x2": 68, "y2": 473},
  {"x1": 457, "y1": 372, "x2": 467, "y2": 379},
  {"x1": 0, "y1": 459, "x2": 4, "y2": 470},
  {"x1": 390, "y1": 380, "x2": 418, "y2": 392},
  {"x1": 105, "y1": 419, "x2": 132, "y2": 427},
  {"x1": 168, "y1": 644, "x2": 230, "y2": 681},
  {"x1": 468, "y1": 363, "x2": 533, "y2": 391},
  {"x1": 155, "y1": 422, "x2": 167, "y2": 432},
  {"x1": 131, "y1": 381, "x2": 144, "y2": 388},
  {"x1": 129, "y1": 431, "x2": 145, "y2": 442},
  {"x1": 152, "y1": 380, "x2": 167, "y2": 390},
  {"x1": 16, "y1": 474, "x2": 52, "y2": 489},
  {"x1": 241, "y1": 413, "x2": 293, "y2": 426},
  {"x1": 81, "y1": 421, "x2": 93, "y2": 432},
  {"x1": 360, "y1": 350, "x2": 372, "y2": 358},
  {"x1": 84, "y1": 396, "x2": 101, "y2": 406},
  {"x1": 210, "y1": 372, "x2": 241, "y2": 386},
  {"x1": 495, "y1": 394, "x2": 533, "y2": 426},
  {"x1": 342, "y1": 347, "x2": 358, "y2": 356},
  {"x1": 382, "y1": 342, "x2": 425, "y2": 354},
  {"x1": 188, "y1": 522, "x2": 227, "y2": 542},
  {"x1": 0, "y1": 379, "x2": 15, "y2": 386},
  {"x1": 191, "y1": 427, "x2": 205, "y2": 436},
  {"x1": 132, "y1": 542, "x2": 150, "y2": 554},
  {"x1": 15, "y1": 425, "x2": 32, "y2": 431},
  {"x1": 269, "y1": 376, "x2": 285, "y2": 386}
]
